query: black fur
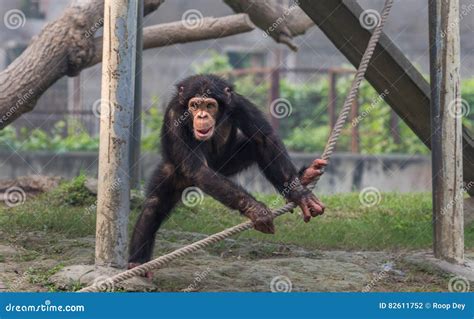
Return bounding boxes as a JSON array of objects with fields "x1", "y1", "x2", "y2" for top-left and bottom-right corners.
[{"x1": 128, "y1": 74, "x2": 310, "y2": 263}]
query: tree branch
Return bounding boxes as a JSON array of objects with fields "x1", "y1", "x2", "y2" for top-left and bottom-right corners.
[
  {"x1": 223, "y1": 0, "x2": 315, "y2": 51},
  {"x1": 88, "y1": 14, "x2": 254, "y2": 67},
  {"x1": 0, "y1": 0, "x2": 164, "y2": 129},
  {"x1": 0, "y1": 0, "x2": 315, "y2": 128}
]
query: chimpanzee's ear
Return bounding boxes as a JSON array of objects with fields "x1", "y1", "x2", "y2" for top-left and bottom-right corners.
[
  {"x1": 224, "y1": 87, "x2": 232, "y2": 105},
  {"x1": 178, "y1": 86, "x2": 185, "y2": 105}
]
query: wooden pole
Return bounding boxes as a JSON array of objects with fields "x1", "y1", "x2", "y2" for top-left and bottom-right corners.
[
  {"x1": 129, "y1": 0, "x2": 143, "y2": 189},
  {"x1": 429, "y1": 0, "x2": 464, "y2": 264},
  {"x1": 95, "y1": 0, "x2": 138, "y2": 268}
]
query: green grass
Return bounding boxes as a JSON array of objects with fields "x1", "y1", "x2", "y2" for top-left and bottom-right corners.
[{"x1": 1, "y1": 177, "x2": 473, "y2": 251}]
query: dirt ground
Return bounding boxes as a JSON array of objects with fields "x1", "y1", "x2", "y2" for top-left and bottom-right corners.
[{"x1": 1, "y1": 229, "x2": 471, "y2": 292}]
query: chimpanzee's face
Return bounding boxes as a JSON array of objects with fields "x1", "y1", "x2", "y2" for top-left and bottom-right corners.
[
  {"x1": 187, "y1": 96, "x2": 219, "y2": 141},
  {"x1": 177, "y1": 76, "x2": 232, "y2": 141}
]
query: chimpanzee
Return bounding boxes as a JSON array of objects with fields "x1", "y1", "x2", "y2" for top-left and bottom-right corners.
[{"x1": 128, "y1": 74, "x2": 327, "y2": 272}]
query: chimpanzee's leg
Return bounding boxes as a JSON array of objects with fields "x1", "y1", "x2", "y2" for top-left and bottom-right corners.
[{"x1": 128, "y1": 163, "x2": 184, "y2": 265}]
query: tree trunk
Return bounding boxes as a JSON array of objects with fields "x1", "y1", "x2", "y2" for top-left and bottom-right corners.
[
  {"x1": 0, "y1": 0, "x2": 314, "y2": 129},
  {"x1": 0, "y1": 0, "x2": 163, "y2": 129}
]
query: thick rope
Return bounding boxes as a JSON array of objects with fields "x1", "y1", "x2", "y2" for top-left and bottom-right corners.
[{"x1": 79, "y1": 0, "x2": 393, "y2": 292}]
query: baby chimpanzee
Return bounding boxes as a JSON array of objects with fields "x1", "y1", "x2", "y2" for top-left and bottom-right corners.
[{"x1": 128, "y1": 74, "x2": 326, "y2": 273}]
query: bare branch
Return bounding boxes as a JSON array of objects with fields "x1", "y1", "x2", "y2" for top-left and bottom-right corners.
[
  {"x1": 0, "y1": 0, "x2": 164, "y2": 128},
  {"x1": 223, "y1": 0, "x2": 315, "y2": 51},
  {"x1": 0, "y1": 0, "x2": 316, "y2": 128},
  {"x1": 89, "y1": 14, "x2": 254, "y2": 67}
]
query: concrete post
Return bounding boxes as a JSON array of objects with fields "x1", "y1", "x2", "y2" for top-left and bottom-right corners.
[
  {"x1": 95, "y1": 0, "x2": 138, "y2": 268},
  {"x1": 129, "y1": 0, "x2": 143, "y2": 189}
]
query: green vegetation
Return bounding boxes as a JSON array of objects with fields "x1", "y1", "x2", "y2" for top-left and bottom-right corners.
[
  {"x1": 1, "y1": 176, "x2": 473, "y2": 251},
  {"x1": 2, "y1": 52, "x2": 472, "y2": 154},
  {"x1": 27, "y1": 264, "x2": 65, "y2": 292},
  {"x1": 0, "y1": 121, "x2": 99, "y2": 152}
]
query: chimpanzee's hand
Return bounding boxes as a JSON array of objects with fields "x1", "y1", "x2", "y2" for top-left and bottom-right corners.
[
  {"x1": 300, "y1": 159, "x2": 327, "y2": 186},
  {"x1": 243, "y1": 202, "x2": 275, "y2": 234},
  {"x1": 294, "y1": 190, "x2": 325, "y2": 223}
]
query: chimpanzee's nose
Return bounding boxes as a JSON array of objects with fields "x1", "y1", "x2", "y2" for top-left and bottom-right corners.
[{"x1": 197, "y1": 112, "x2": 209, "y2": 119}]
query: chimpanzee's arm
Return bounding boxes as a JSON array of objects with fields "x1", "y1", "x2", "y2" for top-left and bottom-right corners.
[
  {"x1": 231, "y1": 94, "x2": 307, "y2": 203},
  {"x1": 164, "y1": 122, "x2": 275, "y2": 233}
]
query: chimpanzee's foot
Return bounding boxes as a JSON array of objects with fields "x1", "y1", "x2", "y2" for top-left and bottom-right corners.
[{"x1": 128, "y1": 262, "x2": 153, "y2": 280}]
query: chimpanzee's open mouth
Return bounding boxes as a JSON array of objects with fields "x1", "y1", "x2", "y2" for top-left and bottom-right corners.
[{"x1": 195, "y1": 127, "x2": 214, "y2": 139}]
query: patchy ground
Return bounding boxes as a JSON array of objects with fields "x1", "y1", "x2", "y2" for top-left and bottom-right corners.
[
  {"x1": 1, "y1": 229, "x2": 470, "y2": 292},
  {"x1": 1, "y1": 177, "x2": 472, "y2": 292}
]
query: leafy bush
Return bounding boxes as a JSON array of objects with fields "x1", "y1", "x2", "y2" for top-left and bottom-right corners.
[
  {"x1": 0, "y1": 120, "x2": 99, "y2": 152},
  {"x1": 141, "y1": 96, "x2": 163, "y2": 152}
]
